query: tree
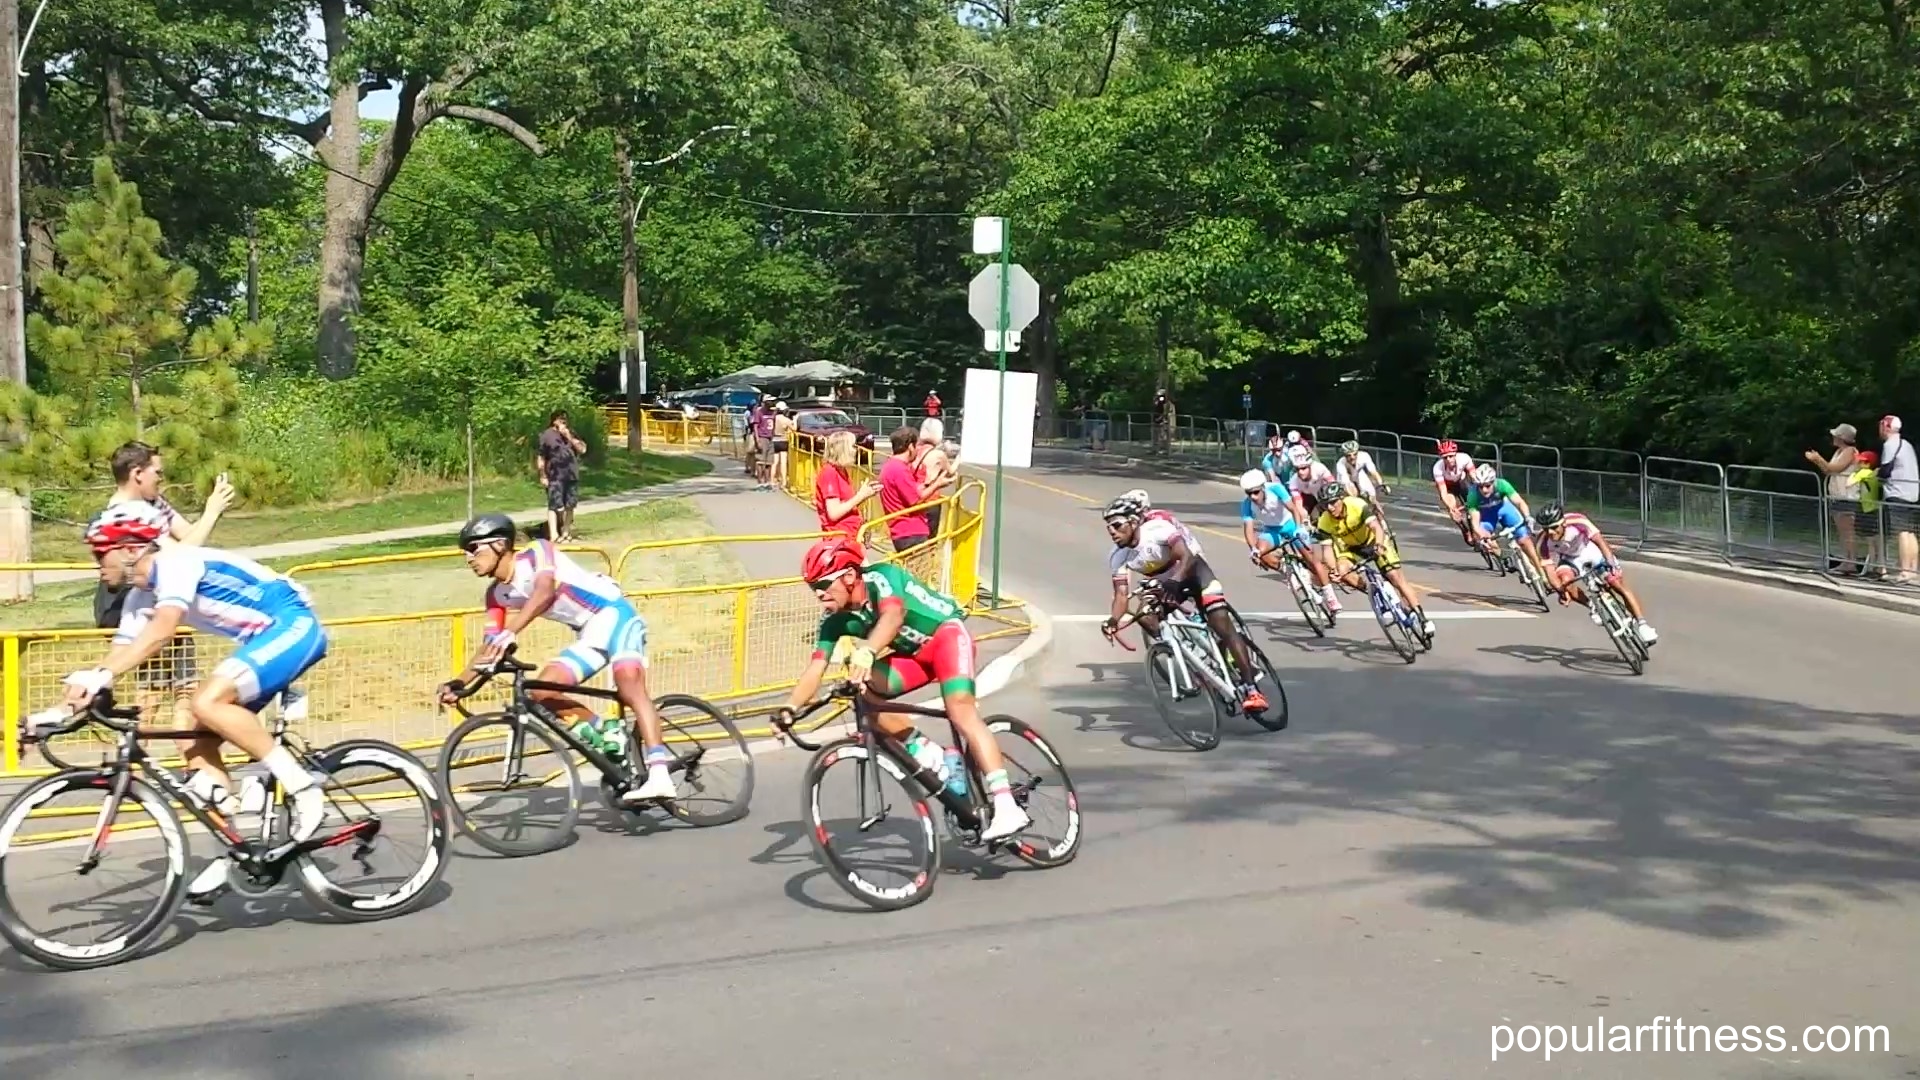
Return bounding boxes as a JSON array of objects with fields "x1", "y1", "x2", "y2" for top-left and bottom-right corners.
[{"x1": 0, "y1": 160, "x2": 273, "y2": 516}]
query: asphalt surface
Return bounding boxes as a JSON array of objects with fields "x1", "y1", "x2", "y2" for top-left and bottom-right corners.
[{"x1": 3, "y1": 457, "x2": 1917, "y2": 1079}]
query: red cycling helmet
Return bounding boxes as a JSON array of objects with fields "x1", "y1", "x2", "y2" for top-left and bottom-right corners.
[
  {"x1": 1437, "y1": 439, "x2": 1459, "y2": 456},
  {"x1": 84, "y1": 503, "x2": 168, "y2": 558},
  {"x1": 802, "y1": 536, "x2": 865, "y2": 582}
]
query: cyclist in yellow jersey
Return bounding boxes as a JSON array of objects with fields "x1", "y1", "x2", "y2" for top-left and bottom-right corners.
[{"x1": 1313, "y1": 480, "x2": 1437, "y2": 638}]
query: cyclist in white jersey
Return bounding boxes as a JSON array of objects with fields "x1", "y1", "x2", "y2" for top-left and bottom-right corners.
[
  {"x1": 1430, "y1": 440, "x2": 1478, "y2": 545},
  {"x1": 1535, "y1": 503, "x2": 1657, "y2": 644},
  {"x1": 1334, "y1": 440, "x2": 1388, "y2": 506},
  {"x1": 440, "y1": 514, "x2": 676, "y2": 804},
  {"x1": 1283, "y1": 444, "x2": 1334, "y2": 526},
  {"x1": 58, "y1": 504, "x2": 331, "y2": 900},
  {"x1": 1099, "y1": 492, "x2": 1273, "y2": 717}
]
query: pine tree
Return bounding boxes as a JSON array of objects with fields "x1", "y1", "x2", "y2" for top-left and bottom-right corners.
[{"x1": 0, "y1": 159, "x2": 273, "y2": 519}]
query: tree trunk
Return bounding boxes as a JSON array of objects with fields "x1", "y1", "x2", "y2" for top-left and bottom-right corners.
[
  {"x1": 616, "y1": 135, "x2": 643, "y2": 453},
  {"x1": 102, "y1": 55, "x2": 128, "y2": 146},
  {"x1": 315, "y1": 0, "x2": 368, "y2": 380},
  {"x1": 1032, "y1": 288, "x2": 1059, "y2": 436}
]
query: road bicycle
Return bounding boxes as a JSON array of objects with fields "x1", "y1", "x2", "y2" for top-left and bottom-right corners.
[
  {"x1": 1111, "y1": 584, "x2": 1288, "y2": 751},
  {"x1": 1486, "y1": 524, "x2": 1552, "y2": 610},
  {"x1": 1568, "y1": 562, "x2": 1652, "y2": 675},
  {"x1": 437, "y1": 643, "x2": 753, "y2": 856},
  {"x1": 0, "y1": 689, "x2": 449, "y2": 970},
  {"x1": 1345, "y1": 546, "x2": 1432, "y2": 663},
  {"x1": 771, "y1": 680, "x2": 1081, "y2": 911},
  {"x1": 1252, "y1": 542, "x2": 1331, "y2": 636}
]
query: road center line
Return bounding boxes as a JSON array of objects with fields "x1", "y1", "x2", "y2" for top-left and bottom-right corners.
[{"x1": 1048, "y1": 610, "x2": 1537, "y2": 623}]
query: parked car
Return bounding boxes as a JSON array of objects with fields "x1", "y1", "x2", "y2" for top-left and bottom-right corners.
[{"x1": 793, "y1": 407, "x2": 875, "y2": 451}]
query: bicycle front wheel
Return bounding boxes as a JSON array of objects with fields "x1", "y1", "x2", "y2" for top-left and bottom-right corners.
[
  {"x1": 802, "y1": 738, "x2": 941, "y2": 911},
  {"x1": 1370, "y1": 586, "x2": 1419, "y2": 663},
  {"x1": 0, "y1": 771, "x2": 188, "y2": 970},
  {"x1": 1597, "y1": 590, "x2": 1646, "y2": 674},
  {"x1": 291, "y1": 740, "x2": 451, "y2": 922},
  {"x1": 1143, "y1": 640, "x2": 1224, "y2": 750},
  {"x1": 1285, "y1": 560, "x2": 1331, "y2": 636},
  {"x1": 438, "y1": 711, "x2": 581, "y2": 856}
]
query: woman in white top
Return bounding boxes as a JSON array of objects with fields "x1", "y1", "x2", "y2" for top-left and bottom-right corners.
[
  {"x1": 770, "y1": 402, "x2": 795, "y2": 490},
  {"x1": 1804, "y1": 422, "x2": 1861, "y2": 573},
  {"x1": 916, "y1": 417, "x2": 960, "y2": 538}
]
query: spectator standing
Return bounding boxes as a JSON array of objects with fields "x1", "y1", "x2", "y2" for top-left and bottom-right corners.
[
  {"x1": 1849, "y1": 451, "x2": 1885, "y2": 576},
  {"x1": 916, "y1": 417, "x2": 960, "y2": 538},
  {"x1": 879, "y1": 426, "x2": 932, "y2": 553},
  {"x1": 1152, "y1": 388, "x2": 1177, "y2": 453},
  {"x1": 1877, "y1": 414, "x2": 1919, "y2": 583},
  {"x1": 814, "y1": 431, "x2": 880, "y2": 538},
  {"x1": 1805, "y1": 422, "x2": 1861, "y2": 573},
  {"x1": 924, "y1": 390, "x2": 942, "y2": 418},
  {"x1": 95, "y1": 441, "x2": 235, "y2": 728},
  {"x1": 537, "y1": 409, "x2": 586, "y2": 542},
  {"x1": 769, "y1": 401, "x2": 795, "y2": 491},
  {"x1": 751, "y1": 396, "x2": 777, "y2": 488}
]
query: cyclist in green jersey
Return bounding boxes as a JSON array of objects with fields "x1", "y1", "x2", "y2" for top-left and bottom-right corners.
[{"x1": 777, "y1": 536, "x2": 1030, "y2": 841}]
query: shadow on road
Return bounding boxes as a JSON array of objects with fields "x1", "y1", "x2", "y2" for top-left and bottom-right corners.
[{"x1": 1044, "y1": 667, "x2": 1920, "y2": 942}]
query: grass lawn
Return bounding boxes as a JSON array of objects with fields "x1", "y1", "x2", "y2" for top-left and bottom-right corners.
[
  {"x1": 0, "y1": 497, "x2": 745, "y2": 631},
  {"x1": 28, "y1": 451, "x2": 713, "y2": 564}
]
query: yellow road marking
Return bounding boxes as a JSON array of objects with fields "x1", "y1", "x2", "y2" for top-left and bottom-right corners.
[{"x1": 976, "y1": 467, "x2": 1466, "y2": 601}]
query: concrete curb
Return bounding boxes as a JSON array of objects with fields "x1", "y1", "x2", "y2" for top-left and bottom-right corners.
[
  {"x1": 740, "y1": 596, "x2": 1055, "y2": 757},
  {"x1": 1035, "y1": 445, "x2": 1920, "y2": 619}
]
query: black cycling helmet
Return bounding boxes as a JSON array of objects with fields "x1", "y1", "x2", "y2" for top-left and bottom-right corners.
[
  {"x1": 1320, "y1": 479, "x2": 1347, "y2": 502},
  {"x1": 1535, "y1": 502, "x2": 1566, "y2": 528},
  {"x1": 458, "y1": 513, "x2": 516, "y2": 550}
]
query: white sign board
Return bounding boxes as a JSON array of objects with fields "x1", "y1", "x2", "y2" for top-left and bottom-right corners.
[
  {"x1": 958, "y1": 367, "x2": 1037, "y2": 469},
  {"x1": 983, "y1": 330, "x2": 1021, "y2": 352},
  {"x1": 967, "y1": 263, "x2": 1040, "y2": 333},
  {"x1": 972, "y1": 216, "x2": 1006, "y2": 255}
]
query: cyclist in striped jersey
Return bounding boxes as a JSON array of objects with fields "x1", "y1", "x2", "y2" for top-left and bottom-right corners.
[
  {"x1": 61, "y1": 503, "x2": 331, "y2": 900},
  {"x1": 441, "y1": 514, "x2": 677, "y2": 805}
]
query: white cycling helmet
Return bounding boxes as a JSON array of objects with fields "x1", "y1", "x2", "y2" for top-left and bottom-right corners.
[
  {"x1": 1239, "y1": 469, "x2": 1266, "y2": 493},
  {"x1": 1471, "y1": 463, "x2": 1498, "y2": 485},
  {"x1": 1121, "y1": 487, "x2": 1152, "y2": 509},
  {"x1": 1287, "y1": 444, "x2": 1314, "y2": 468}
]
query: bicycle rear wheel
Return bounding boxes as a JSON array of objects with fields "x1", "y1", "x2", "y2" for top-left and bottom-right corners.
[
  {"x1": 983, "y1": 716, "x2": 1082, "y2": 868},
  {"x1": 438, "y1": 711, "x2": 581, "y2": 856},
  {"x1": 802, "y1": 738, "x2": 940, "y2": 911},
  {"x1": 0, "y1": 771, "x2": 187, "y2": 970},
  {"x1": 655, "y1": 694, "x2": 754, "y2": 827},
  {"x1": 290, "y1": 740, "x2": 451, "y2": 922},
  {"x1": 1226, "y1": 608, "x2": 1289, "y2": 732},
  {"x1": 1143, "y1": 640, "x2": 1224, "y2": 750}
]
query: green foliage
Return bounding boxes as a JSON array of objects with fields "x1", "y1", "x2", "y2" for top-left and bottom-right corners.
[{"x1": 0, "y1": 160, "x2": 275, "y2": 518}]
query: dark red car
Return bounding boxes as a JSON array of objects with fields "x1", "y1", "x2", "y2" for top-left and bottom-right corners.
[{"x1": 792, "y1": 406, "x2": 875, "y2": 451}]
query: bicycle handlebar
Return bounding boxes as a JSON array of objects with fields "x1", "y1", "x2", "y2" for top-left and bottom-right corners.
[
  {"x1": 22, "y1": 688, "x2": 145, "y2": 742},
  {"x1": 441, "y1": 641, "x2": 537, "y2": 710},
  {"x1": 768, "y1": 681, "x2": 865, "y2": 751}
]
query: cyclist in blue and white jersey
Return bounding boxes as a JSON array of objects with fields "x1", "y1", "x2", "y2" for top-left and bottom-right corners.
[
  {"x1": 440, "y1": 513, "x2": 677, "y2": 805},
  {"x1": 61, "y1": 503, "x2": 331, "y2": 899},
  {"x1": 1239, "y1": 470, "x2": 1341, "y2": 614}
]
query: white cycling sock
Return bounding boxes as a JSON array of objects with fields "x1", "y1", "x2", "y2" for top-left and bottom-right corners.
[{"x1": 262, "y1": 746, "x2": 314, "y2": 793}]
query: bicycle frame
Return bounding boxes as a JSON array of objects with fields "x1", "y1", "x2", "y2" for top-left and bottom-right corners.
[
  {"x1": 1358, "y1": 559, "x2": 1412, "y2": 624},
  {"x1": 782, "y1": 686, "x2": 995, "y2": 835},
  {"x1": 1152, "y1": 607, "x2": 1238, "y2": 703}
]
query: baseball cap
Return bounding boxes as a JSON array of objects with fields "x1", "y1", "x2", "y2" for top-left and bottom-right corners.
[
  {"x1": 1884, "y1": 415, "x2": 1903, "y2": 432},
  {"x1": 1831, "y1": 423, "x2": 1858, "y2": 441},
  {"x1": 1858, "y1": 450, "x2": 1880, "y2": 467}
]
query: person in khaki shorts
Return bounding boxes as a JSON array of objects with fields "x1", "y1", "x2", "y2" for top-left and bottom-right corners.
[{"x1": 94, "y1": 441, "x2": 234, "y2": 725}]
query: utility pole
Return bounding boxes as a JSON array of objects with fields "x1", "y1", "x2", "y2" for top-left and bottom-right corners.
[
  {"x1": 0, "y1": 0, "x2": 26, "y2": 384},
  {"x1": 615, "y1": 134, "x2": 643, "y2": 454},
  {"x1": 245, "y1": 212, "x2": 260, "y2": 322}
]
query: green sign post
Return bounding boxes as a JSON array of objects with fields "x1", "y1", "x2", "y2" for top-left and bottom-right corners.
[{"x1": 967, "y1": 218, "x2": 1041, "y2": 608}]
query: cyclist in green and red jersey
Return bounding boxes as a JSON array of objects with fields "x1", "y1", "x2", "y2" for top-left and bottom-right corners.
[{"x1": 777, "y1": 536, "x2": 1030, "y2": 841}]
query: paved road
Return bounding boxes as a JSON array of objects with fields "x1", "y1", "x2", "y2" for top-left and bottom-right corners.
[{"x1": 3, "y1": 458, "x2": 1916, "y2": 1079}]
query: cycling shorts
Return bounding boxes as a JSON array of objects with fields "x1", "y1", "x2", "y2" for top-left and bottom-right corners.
[
  {"x1": 1153, "y1": 556, "x2": 1229, "y2": 612},
  {"x1": 555, "y1": 600, "x2": 649, "y2": 683},
  {"x1": 881, "y1": 620, "x2": 977, "y2": 697},
  {"x1": 1476, "y1": 501, "x2": 1528, "y2": 539},
  {"x1": 1555, "y1": 547, "x2": 1616, "y2": 580},
  {"x1": 1258, "y1": 525, "x2": 1308, "y2": 552},
  {"x1": 1343, "y1": 534, "x2": 1403, "y2": 574},
  {"x1": 1444, "y1": 479, "x2": 1471, "y2": 507},
  {"x1": 214, "y1": 608, "x2": 329, "y2": 713}
]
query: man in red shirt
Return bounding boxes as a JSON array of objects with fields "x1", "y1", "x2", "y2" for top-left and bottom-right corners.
[
  {"x1": 924, "y1": 390, "x2": 941, "y2": 418},
  {"x1": 879, "y1": 426, "x2": 933, "y2": 552}
]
